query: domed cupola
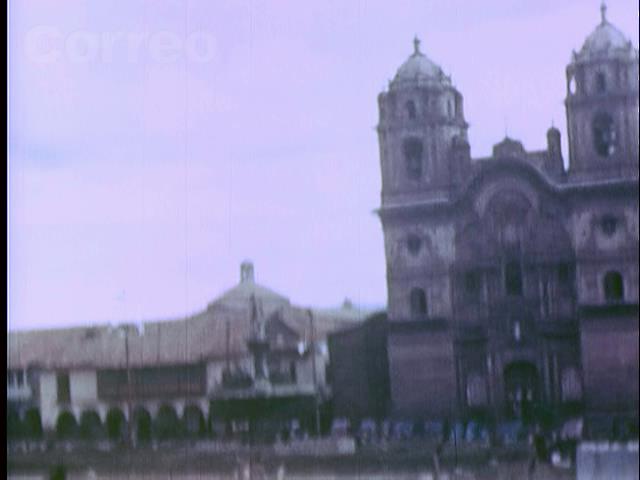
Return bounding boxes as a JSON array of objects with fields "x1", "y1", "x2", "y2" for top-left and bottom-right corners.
[
  {"x1": 564, "y1": 2, "x2": 639, "y2": 180},
  {"x1": 377, "y1": 37, "x2": 469, "y2": 203},
  {"x1": 390, "y1": 37, "x2": 452, "y2": 90},
  {"x1": 575, "y1": 3, "x2": 636, "y2": 62}
]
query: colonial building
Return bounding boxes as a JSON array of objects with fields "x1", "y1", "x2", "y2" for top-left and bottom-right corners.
[
  {"x1": 376, "y1": 4, "x2": 638, "y2": 434},
  {"x1": 7, "y1": 262, "x2": 366, "y2": 442}
]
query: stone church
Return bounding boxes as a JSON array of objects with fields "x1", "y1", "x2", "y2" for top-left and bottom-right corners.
[{"x1": 376, "y1": 4, "x2": 638, "y2": 431}]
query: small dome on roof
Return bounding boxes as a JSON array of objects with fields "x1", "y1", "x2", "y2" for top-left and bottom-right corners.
[
  {"x1": 575, "y1": 3, "x2": 636, "y2": 61},
  {"x1": 209, "y1": 262, "x2": 290, "y2": 314},
  {"x1": 390, "y1": 36, "x2": 451, "y2": 89}
]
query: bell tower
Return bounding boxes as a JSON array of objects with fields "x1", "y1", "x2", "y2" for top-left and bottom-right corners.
[
  {"x1": 376, "y1": 38, "x2": 467, "y2": 419},
  {"x1": 565, "y1": 3, "x2": 639, "y2": 181},
  {"x1": 377, "y1": 37, "x2": 469, "y2": 207}
]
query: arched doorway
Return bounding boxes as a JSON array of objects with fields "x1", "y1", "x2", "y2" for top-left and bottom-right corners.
[
  {"x1": 504, "y1": 362, "x2": 539, "y2": 422},
  {"x1": 80, "y1": 410, "x2": 104, "y2": 440},
  {"x1": 155, "y1": 404, "x2": 181, "y2": 440},
  {"x1": 23, "y1": 408, "x2": 43, "y2": 439},
  {"x1": 133, "y1": 407, "x2": 152, "y2": 444},
  {"x1": 7, "y1": 407, "x2": 23, "y2": 440},
  {"x1": 183, "y1": 405, "x2": 205, "y2": 437},
  {"x1": 55, "y1": 411, "x2": 78, "y2": 439},
  {"x1": 105, "y1": 407, "x2": 126, "y2": 442}
]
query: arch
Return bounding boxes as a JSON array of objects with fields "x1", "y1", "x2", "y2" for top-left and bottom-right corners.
[
  {"x1": 603, "y1": 271, "x2": 624, "y2": 302},
  {"x1": 592, "y1": 112, "x2": 617, "y2": 157},
  {"x1": 23, "y1": 408, "x2": 43, "y2": 438},
  {"x1": 7, "y1": 407, "x2": 23, "y2": 439},
  {"x1": 504, "y1": 362, "x2": 539, "y2": 421},
  {"x1": 484, "y1": 188, "x2": 533, "y2": 227},
  {"x1": 409, "y1": 288, "x2": 427, "y2": 316},
  {"x1": 80, "y1": 410, "x2": 104, "y2": 439},
  {"x1": 105, "y1": 407, "x2": 126, "y2": 442},
  {"x1": 133, "y1": 406, "x2": 152, "y2": 444},
  {"x1": 55, "y1": 411, "x2": 78, "y2": 439},
  {"x1": 466, "y1": 162, "x2": 549, "y2": 219},
  {"x1": 403, "y1": 137, "x2": 423, "y2": 180},
  {"x1": 183, "y1": 404, "x2": 206, "y2": 437},
  {"x1": 155, "y1": 404, "x2": 181, "y2": 439}
]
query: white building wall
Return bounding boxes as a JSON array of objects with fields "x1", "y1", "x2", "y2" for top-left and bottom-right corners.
[
  {"x1": 69, "y1": 370, "x2": 98, "y2": 406},
  {"x1": 206, "y1": 360, "x2": 226, "y2": 393},
  {"x1": 69, "y1": 370, "x2": 99, "y2": 420}
]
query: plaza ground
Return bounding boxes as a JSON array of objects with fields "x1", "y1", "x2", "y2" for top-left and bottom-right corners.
[{"x1": 7, "y1": 440, "x2": 575, "y2": 480}]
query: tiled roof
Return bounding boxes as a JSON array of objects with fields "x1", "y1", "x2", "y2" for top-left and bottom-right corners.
[{"x1": 7, "y1": 302, "x2": 367, "y2": 370}]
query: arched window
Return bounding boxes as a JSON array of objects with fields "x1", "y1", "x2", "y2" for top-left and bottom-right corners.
[
  {"x1": 603, "y1": 271, "x2": 624, "y2": 302},
  {"x1": 592, "y1": 112, "x2": 617, "y2": 157},
  {"x1": 561, "y1": 368, "x2": 582, "y2": 402},
  {"x1": 55, "y1": 411, "x2": 78, "y2": 439},
  {"x1": 410, "y1": 288, "x2": 427, "y2": 316},
  {"x1": 406, "y1": 100, "x2": 417, "y2": 119},
  {"x1": 505, "y1": 261, "x2": 523, "y2": 296},
  {"x1": 466, "y1": 374, "x2": 488, "y2": 407},
  {"x1": 596, "y1": 72, "x2": 606, "y2": 93},
  {"x1": 403, "y1": 138, "x2": 423, "y2": 180}
]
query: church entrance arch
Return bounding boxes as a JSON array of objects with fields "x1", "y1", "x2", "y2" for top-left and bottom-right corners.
[{"x1": 504, "y1": 361, "x2": 539, "y2": 422}]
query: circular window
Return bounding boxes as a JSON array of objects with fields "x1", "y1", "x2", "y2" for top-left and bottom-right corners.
[
  {"x1": 592, "y1": 113, "x2": 617, "y2": 157},
  {"x1": 600, "y1": 215, "x2": 618, "y2": 237},
  {"x1": 407, "y1": 234, "x2": 422, "y2": 255}
]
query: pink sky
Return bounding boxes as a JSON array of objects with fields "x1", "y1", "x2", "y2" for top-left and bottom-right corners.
[{"x1": 8, "y1": 0, "x2": 639, "y2": 330}]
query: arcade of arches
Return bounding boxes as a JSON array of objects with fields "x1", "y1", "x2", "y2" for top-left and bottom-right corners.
[{"x1": 7, "y1": 403, "x2": 213, "y2": 442}]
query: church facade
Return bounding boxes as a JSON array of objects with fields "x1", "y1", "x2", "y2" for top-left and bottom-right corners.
[{"x1": 376, "y1": 5, "x2": 638, "y2": 432}]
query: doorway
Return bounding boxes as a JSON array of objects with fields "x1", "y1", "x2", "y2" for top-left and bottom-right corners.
[{"x1": 504, "y1": 361, "x2": 539, "y2": 422}]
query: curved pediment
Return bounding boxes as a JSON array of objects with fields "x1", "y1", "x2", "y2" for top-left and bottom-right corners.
[
  {"x1": 461, "y1": 157, "x2": 559, "y2": 217},
  {"x1": 455, "y1": 161, "x2": 573, "y2": 264}
]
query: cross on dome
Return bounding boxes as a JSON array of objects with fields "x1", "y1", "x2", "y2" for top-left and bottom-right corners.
[
  {"x1": 600, "y1": 2, "x2": 607, "y2": 23},
  {"x1": 413, "y1": 36, "x2": 421, "y2": 55}
]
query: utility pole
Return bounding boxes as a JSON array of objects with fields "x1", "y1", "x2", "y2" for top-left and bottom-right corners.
[
  {"x1": 308, "y1": 309, "x2": 321, "y2": 437},
  {"x1": 126, "y1": 328, "x2": 134, "y2": 447},
  {"x1": 119, "y1": 325, "x2": 134, "y2": 448}
]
